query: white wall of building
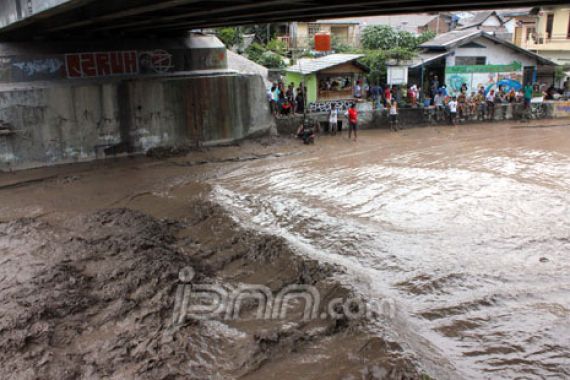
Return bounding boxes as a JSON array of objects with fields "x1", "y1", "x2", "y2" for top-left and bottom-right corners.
[{"x1": 446, "y1": 36, "x2": 538, "y2": 67}]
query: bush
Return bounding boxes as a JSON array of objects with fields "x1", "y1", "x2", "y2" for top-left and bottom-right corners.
[
  {"x1": 361, "y1": 25, "x2": 434, "y2": 51},
  {"x1": 246, "y1": 42, "x2": 266, "y2": 63},
  {"x1": 266, "y1": 38, "x2": 288, "y2": 55},
  {"x1": 359, "y1": 48, "x2": 418, "y2": 84},
  {"x1": 258, "y1": 51, "x2": 286, "y2": 69},
  {"x1": 217, "y1": 27, "x2": 242, "y2": 48}
]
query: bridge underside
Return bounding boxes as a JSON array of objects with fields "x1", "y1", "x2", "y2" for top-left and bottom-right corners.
[{"x1": 0, "y1": 0, "x2": 566, "y2": 41}]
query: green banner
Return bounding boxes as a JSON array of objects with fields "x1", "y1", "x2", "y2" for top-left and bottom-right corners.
[{"x1": 446, "y1": 61, "x2": 523, "y2": 74}]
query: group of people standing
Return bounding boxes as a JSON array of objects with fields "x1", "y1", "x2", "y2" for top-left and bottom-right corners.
[
  {"x1": 432, "y1": 81, "x2": 545, "y2": 125},
  {"x1": 267, "y1": 81, "x2": 307, "y2": 117}
]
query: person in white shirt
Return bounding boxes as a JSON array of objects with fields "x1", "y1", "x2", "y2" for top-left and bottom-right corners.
[
  {"x1": 448, "y1": 97, "x2": 458, "y2": 125},
  {"x1": 389, "y1": 101, "x2": 400, "y2": 131},
  {"x1": 434, "y1": 93, "x2": 444, "y2": 121},
  {"x1": 354, "y1": 83, "x2": 362, "y2": 99},
  {"x1": 329, "y1": 108, "x2": 338, "y2": 135},
  {"x1": 486, "y1": 90, "x2": 496, "y2": 120}
]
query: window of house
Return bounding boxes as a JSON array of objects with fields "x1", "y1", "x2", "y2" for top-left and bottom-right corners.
[
  {"x1": 567, "y1": 14, "x2": 570, "y2": 38},
  {"x1": 455, "y1": 56, "x2": 487, "y2": 66},
  {"x1": 546, "y1": 14, "x2": 554, "y2": 39},
  {"x1": 526, "y1": 27, "x2": 536, "y2": 41},
  {"x1": 308, "y1": 23, "x2": 321, "y2": 36}
]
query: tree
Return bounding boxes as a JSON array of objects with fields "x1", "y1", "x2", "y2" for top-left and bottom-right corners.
[
  {"x1": 266, "y1": 38, "x2": 288, "y2": 55},
  {"x1": 258, "y1": 51, "x2": 286, "y2": 69},
  {"x1": 245, "y1": 43, "x2": 285, "y2": 69},
  {"x1": 245, "y1": 42, "x2": 266, "y2": 63},
  {"x1": 358, "y1": 25, "x2": 432, "y2": 84},
  {"x1": 359, "y1": 50, "x2": 388, "y2": 85},
  {"x1": 361, "y1": 25, "x2": 435, "y2": 51},
  {"x1": 416, "y1": 31, "x2": 437, "y2": 46},
  {"x1": 361, "y1": 25, "x2": 401, "y2": 50},
  {"x1": 216, "y1": 27, "x2": 242, "y2": 48}
]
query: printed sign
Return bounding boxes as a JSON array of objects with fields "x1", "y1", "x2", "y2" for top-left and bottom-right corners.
[{"x1": 388, "y1": 66, "x2": 408, "y2": 85}]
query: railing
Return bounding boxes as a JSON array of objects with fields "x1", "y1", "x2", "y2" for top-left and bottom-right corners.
[
  {"x1": 276, "y1": 35, "x2": 292, "y2": 50},
  {"x1": 275, "y1": 35, "x2": 355, "y2": 50},
  {"x1": 520, "y1": 33, "x2": 570, "y2": 48}
]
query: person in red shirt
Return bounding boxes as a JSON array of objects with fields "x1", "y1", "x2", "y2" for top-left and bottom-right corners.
[
  {"x1": 347, "y1": 103, "x2": 358, "y2": 142},
  {"x1": 384, "y1": 87, "x2": 392, "y2": 106}
]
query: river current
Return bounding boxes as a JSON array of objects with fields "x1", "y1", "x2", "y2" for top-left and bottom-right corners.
[{"x1": 213, "y1": 124, "x2": 570, "y2": 379}]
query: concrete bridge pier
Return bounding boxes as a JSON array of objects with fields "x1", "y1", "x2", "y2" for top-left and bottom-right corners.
[{"x1": 0, "y1": 34, "x2": 275, "y2": 170}]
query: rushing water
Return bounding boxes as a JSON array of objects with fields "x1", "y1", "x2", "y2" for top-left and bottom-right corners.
[{"x1": 213, "y1": 124, "x2": 570, "y2": 379}]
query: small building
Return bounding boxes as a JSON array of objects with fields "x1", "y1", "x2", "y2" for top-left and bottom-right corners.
[
  {"x1": 511, "y1": 5, "x2": 570, "y2": 65},
  {"x1": 285, "y1": 54, "x2": 368, "y2": 111},
  {"x1": 458, "y1": 11, "x2": 508, "y2": 32},
  {"x1": 410, "y1": 29, "x2": 558, "y2": 96},
  {"x1": 356, "y1": 13, "x2": 457, "y2": 35},
  {"x1": 275, "y1": 21, "x2": 360, "y2": 50}
]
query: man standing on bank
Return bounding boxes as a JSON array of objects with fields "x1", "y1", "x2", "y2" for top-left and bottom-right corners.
[{"x1": 347, "y1": 103, "x2": 359, "y2": 142}]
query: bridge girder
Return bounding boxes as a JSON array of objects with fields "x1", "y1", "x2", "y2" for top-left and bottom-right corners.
[{"x1": 0, "y1": 0, "x2": 565, "y2": 40}]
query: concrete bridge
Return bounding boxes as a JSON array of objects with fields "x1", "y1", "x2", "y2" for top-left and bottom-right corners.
[{"x1": 0, "y1": 0, "x2": 567, "y2": 40}]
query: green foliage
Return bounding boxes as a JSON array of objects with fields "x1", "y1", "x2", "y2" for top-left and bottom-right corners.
[
  {"x1": 358, "y1": 25, "x2": 430, "y2": 84},
  {"x1": 385, "y1": 47, "x2": 416, "y2": 61},
  {"x1": 258, "y1": 51, "x2": 286, "y2": 69},
  {"x1": 331, "y1": 35, "x2": 354, "y2": 53},
  {"x1": 361, "y1": 25, "x2": 401, "y2": 50},
  {"x1": 359, "y1": 48, "x2": 418, "y2": 84},
  {"x1": 416, "y1": 31, "x2": 437, "y2": 45},
  {"x1": 217, "y1": 27, "x2": 242, "y2": 48},
  {"x1": 359, "y1": 50, "x2": 388, "y2": 85},
  {"x1": 245, "y1": 42, "x2": 266, "y2": 63},
  {"x1": 555, "y1": 66, "x2": 566, "y2": 82},
  {"x1": 245, "y1": 43, "x2": 285, "y2": 68},
  {"x1": 266, "y1": 38, "x2": 288, "y2": 55},
  {"x1": 361, "y1": 25, "x2": 433, "y2": 51}
]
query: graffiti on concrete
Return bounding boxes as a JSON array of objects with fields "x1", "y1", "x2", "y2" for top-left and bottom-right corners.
[
  {"x1": 0, "y1": 58, "x2": 11, "y2": 82},
  {"x1": 139, "y1": 50, "x2": 174, "y2": 74},
  {"x1": 66, "y1": 51, "x2": 139, "y2": 78},
  {"x1": 0, "y1": 46, "x2": 223, "y2": 83},
  {"x1": 447, "y1": 71, "x2": 524, "y2": 97},
  {"x1": 13, "y1": 58, "x2": 64, "y2": 76},
  {"x1": 553, "y1": 101, "x2": 570, "y2": 118},
  {"x1": 66, "y1": 50, "x2": 178, "y2": 78},
  {"x1": 309, "y1": 100, "x2": 355, "y2": 113}
]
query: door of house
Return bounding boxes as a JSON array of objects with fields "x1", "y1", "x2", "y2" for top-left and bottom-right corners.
[{"x1": 523, "y1": 66, "x2": 535, "y2": 85}]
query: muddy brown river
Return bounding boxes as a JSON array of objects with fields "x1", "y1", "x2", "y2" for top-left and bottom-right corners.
[
  {"x1": 0, "y1": 121, "x2": 569, "y2": 379},
  {"x1": 212, "y1": 123, "x2": 570, "y2": 379}
]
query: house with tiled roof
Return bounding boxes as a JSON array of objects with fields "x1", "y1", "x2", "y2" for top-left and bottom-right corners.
[{"x1": 408, "y1": 29, "x2": 557, "y2": 97}]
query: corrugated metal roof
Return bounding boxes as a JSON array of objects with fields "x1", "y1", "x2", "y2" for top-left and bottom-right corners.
[
  {"x1": 315, "y1": 19, "x2": 360, "y2": 25},
  {"x1": 419, "y1": 30, "x2": 558, "y2": 66},
  {"x1": 286, "y1": 54, "x2": 364, "y2": 75},
  {"x1": 419, "y1": 29, "x2": 480, "y2": 48},
  {"x1": 410, "y1": 51, "x2": 451, "y2": 68},
  {"x1": 318, "y1": 14, "x2": 440, "y2": 32}
]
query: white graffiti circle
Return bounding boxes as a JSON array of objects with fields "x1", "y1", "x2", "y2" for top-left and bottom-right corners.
[{"x1": 139, "y1": 50, "x2": 173, "y2": 74}]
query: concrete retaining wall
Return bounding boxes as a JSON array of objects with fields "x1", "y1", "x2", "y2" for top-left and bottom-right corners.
[
  {"x1": 0, "y1": 73, "x2": 275, "y2": 170},
  {"x1": 276, "y1": 102, "x2": 565, "y2": 135}
]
